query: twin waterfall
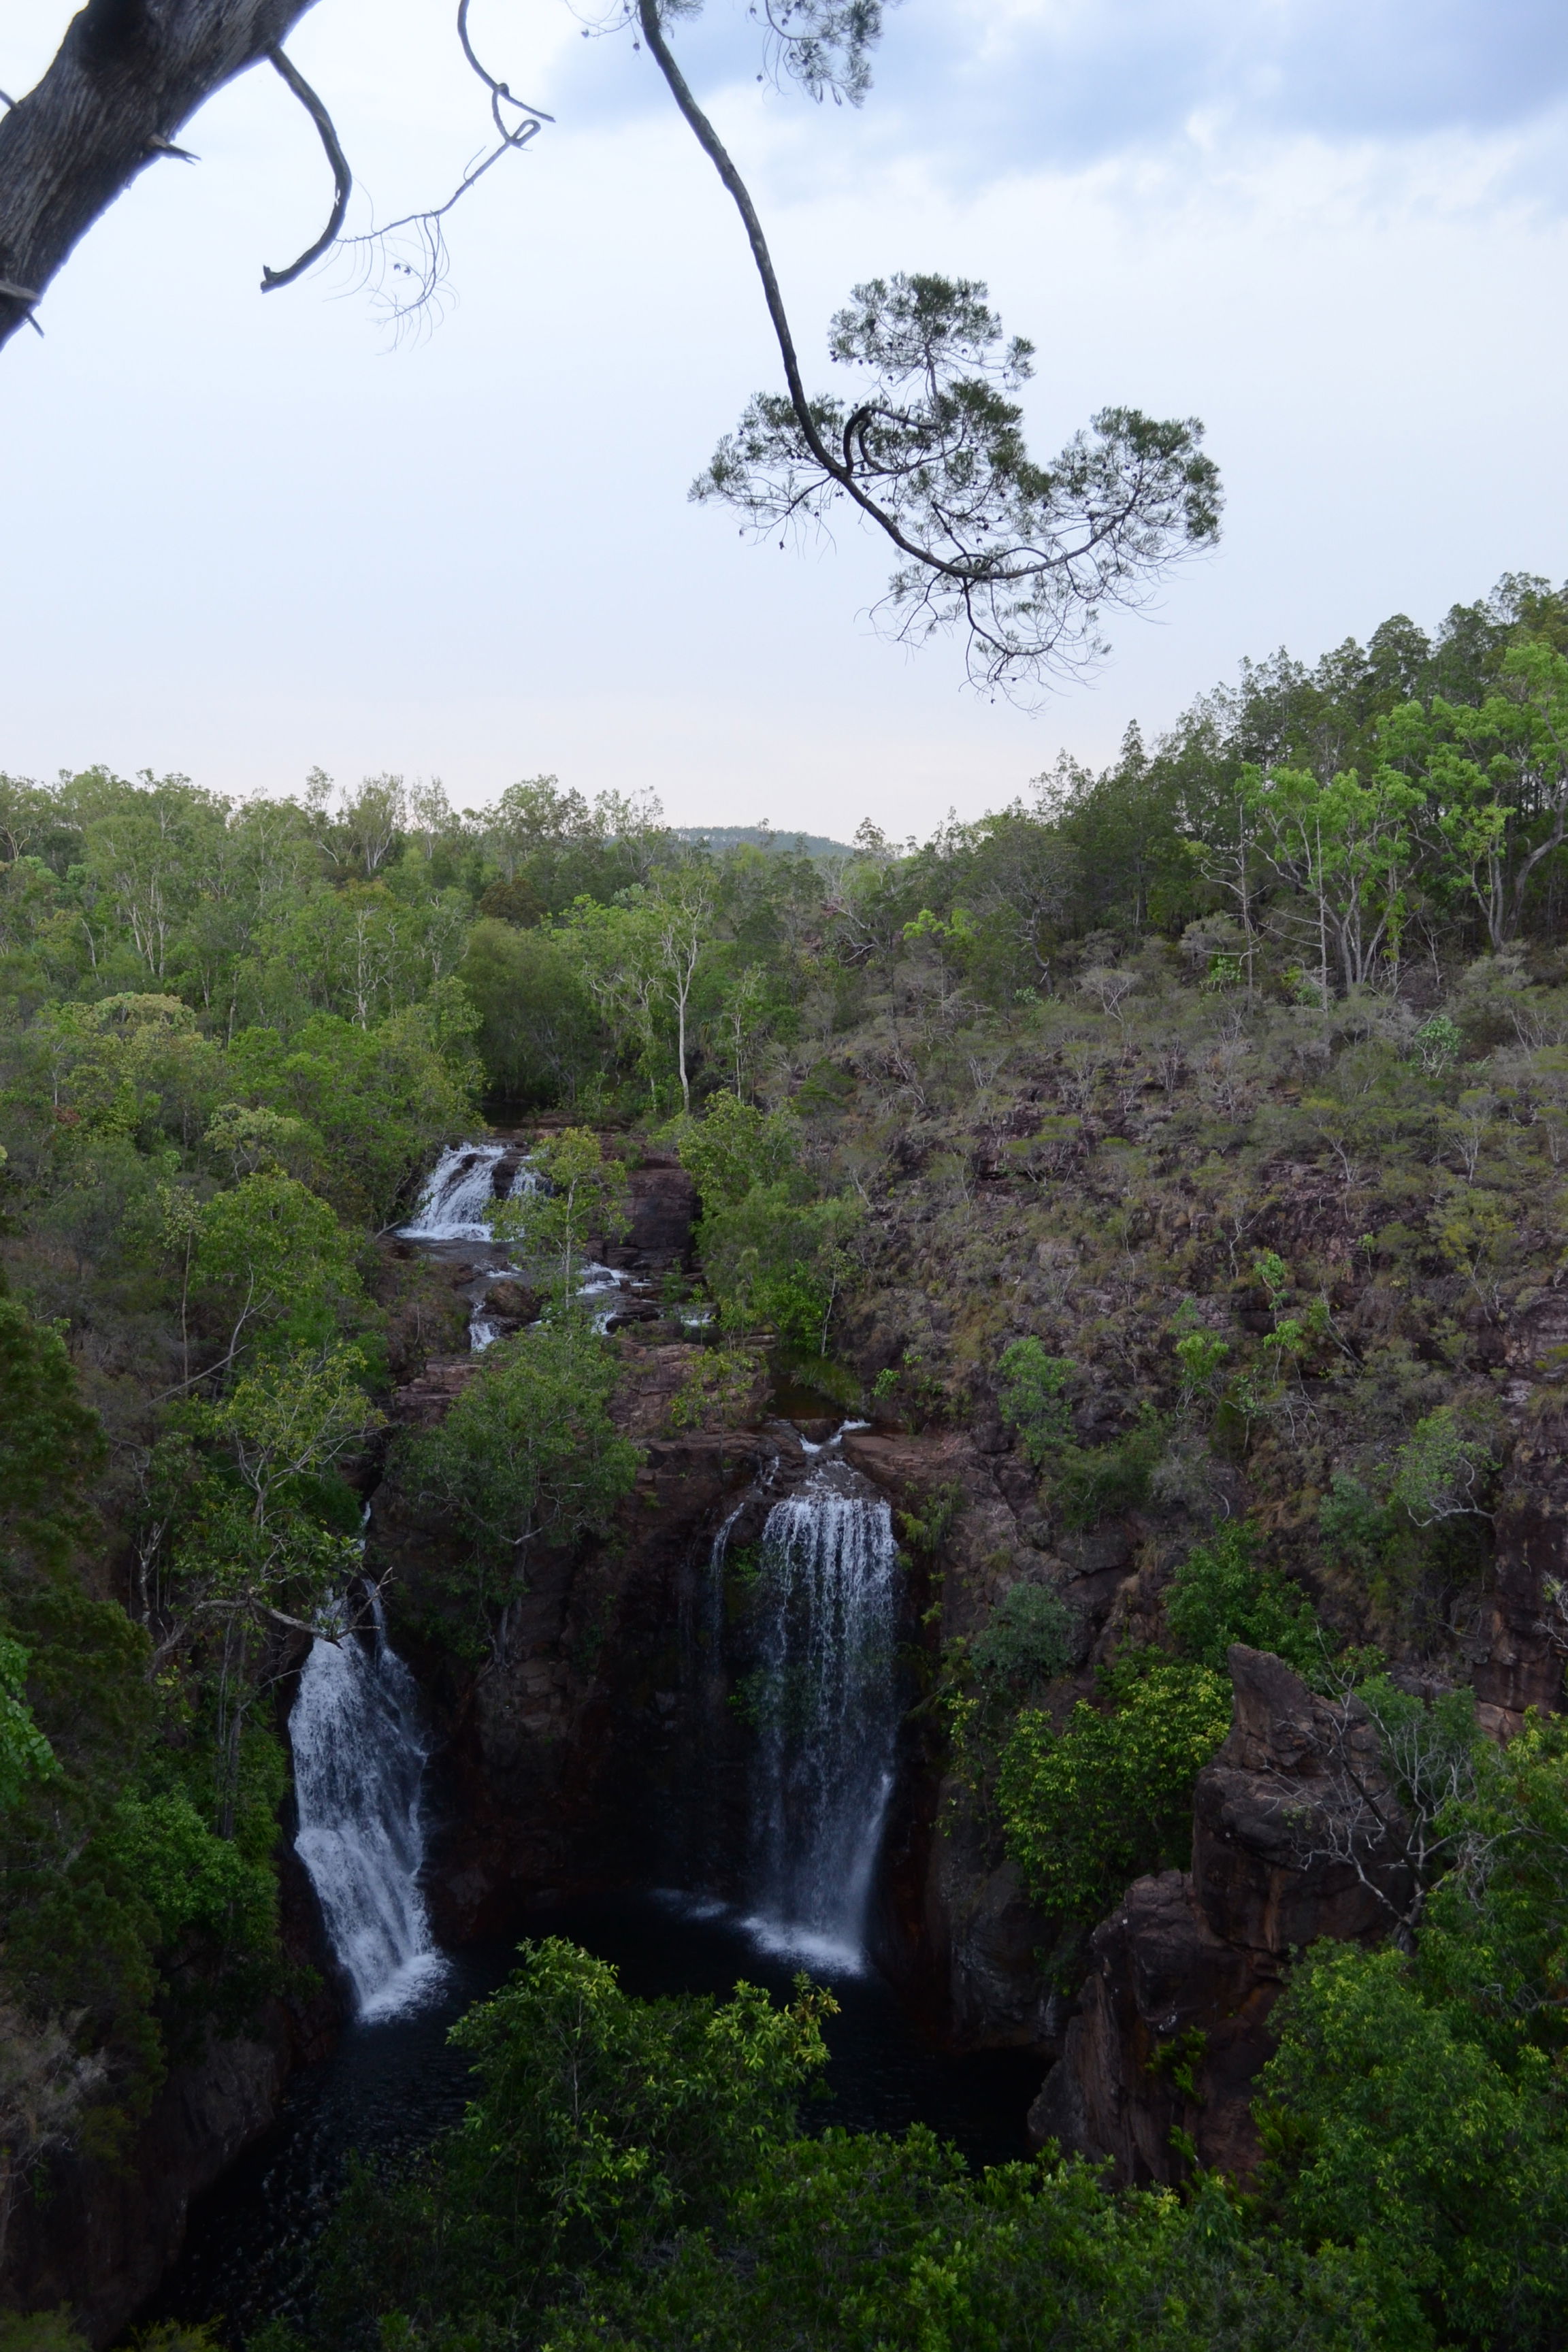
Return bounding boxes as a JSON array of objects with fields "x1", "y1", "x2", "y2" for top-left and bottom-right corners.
[
  {"x1": 740, "y1": 1458, "x2": 902, "y2": 1972},
  {"x1": 289, "y1": 1141, "x2": 903, "y2": 2017}
]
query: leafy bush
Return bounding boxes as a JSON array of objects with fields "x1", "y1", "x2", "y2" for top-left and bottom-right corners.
[
  {"x1": 672, "y1": 1089, "x2": 800, "y2": 1207},
  {"x1": 1319, "y1": 1473, "x2": 1391, "y2": 1574},
  {"x1": 1054, "y1": 1407, "x2": 1165, "y2": 1532},
  {"x1": 394, "y1": 1323, "x2": 641, "y2": 1650},
  {"x1": 1388, "y1": 1404, "x2": 1498, "y2": 1526},
  {"x1": 1259, "y1": 1940, "x2": 1568, "y2": 2351},
  {"x1": 1164, "y1": 1523, "x2": 1324, "y2": 1676},
  {"x1": 312, "y1": 1938, "x2": 1379, "y2": 2352},
  {"x1": 968, "y1": 1583, "x2": 1077, "y2": 1695},
  {"x1": 996, "y1": 1338, "x2": 1075, "y2": 1465},
  {"x1": 458, "y1": 917, "x2": 600, "y2": 1102},
  {"x1": 317, "y1": 1940, "x2": 834, "y2": 2339},
  {"x1": 997, "y1": 1657, "x2": 1232, "y2": 1925}
]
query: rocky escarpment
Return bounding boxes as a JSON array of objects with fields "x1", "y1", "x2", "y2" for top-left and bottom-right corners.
[
  {"x1": 387, "y1": 1345, "x2": 781, "y2": 1940},
  {"x1": 1, "y1": 1849, "x2": 336, "y2": 2349},
  {"x1": 1030, "y1": 1646, "x2": 1418, "y2": 2185}
]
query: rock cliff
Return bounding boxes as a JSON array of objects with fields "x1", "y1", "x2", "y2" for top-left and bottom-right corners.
[{"x1": 1030, "y1": 1646, "x2": 1416, "y2": 2184}]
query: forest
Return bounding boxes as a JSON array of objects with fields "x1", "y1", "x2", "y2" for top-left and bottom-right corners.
[{"x1": 3, "y1": 566, "x2": 1568, "y2": 2350}]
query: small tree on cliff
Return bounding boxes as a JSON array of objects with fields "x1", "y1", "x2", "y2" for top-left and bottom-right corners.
[{"x1": 487, "y1": 1128, "x2": 630, "y2": 1308}]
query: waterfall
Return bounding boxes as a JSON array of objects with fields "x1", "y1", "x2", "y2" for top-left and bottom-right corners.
[
  {"x1": 398, "y1": 1141, "x2": 532, "y2": 1243},
  {"x1": 289, "y1": 1588, "x2": 445, "y2": 2021},
  {"x1": 744, "y1": 1462, "x2": 900, "y2": 1971}
]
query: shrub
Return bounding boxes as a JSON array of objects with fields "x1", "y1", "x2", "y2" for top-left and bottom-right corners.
[
  {"x1": 968, "y1": 1584, "x2": 1077, "y2": 1695},
  {"x1": 996, "y1": 1339, "x2": 1075, "y2": 1466},
  {"x1": 997, "y1": 1657, "x2": 1232, "y2": 1925},
  {"x1": 1164, "y1": 1523, "x2": 1324, "y2": 1676}
]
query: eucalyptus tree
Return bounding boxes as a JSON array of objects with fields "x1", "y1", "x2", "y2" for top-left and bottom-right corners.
[{"x1": 0, "y1": 0, "x2": 1222, "y2": 702}]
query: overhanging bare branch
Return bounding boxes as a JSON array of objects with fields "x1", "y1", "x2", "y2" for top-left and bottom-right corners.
[{"x1": 261, "y1": 44, "x2": 351, "y2": 291}]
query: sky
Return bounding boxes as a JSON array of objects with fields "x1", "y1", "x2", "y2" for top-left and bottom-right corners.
[{"x1": 3, "y1": 0, "x2": 1567, "y2": 839}]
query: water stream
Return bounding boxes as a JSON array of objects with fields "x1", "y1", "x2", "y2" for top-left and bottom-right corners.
[
  {"x1": 290, "y1": 1586, "x2": 445, "y2": 2022},
  {"x1": 742, "y1": 1455, "x2": 901, "y2": 1972},
  {"x1": 138, "y1": 1146, "x2": 1037, "y2": 2343},
  {"x1": 397, "y1": 1140, "x2": 527, "y2": 1245}
]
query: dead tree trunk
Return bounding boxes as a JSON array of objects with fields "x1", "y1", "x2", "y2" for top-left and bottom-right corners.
[{"x1": 0, "y1": 0, "x2": 321, "y2": 353}]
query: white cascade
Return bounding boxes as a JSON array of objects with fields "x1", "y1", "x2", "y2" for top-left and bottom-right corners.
[
  {"x1": 289, "y1": 1588, "x2": 445, "y2": 2021},
  {"x1": 744, "y1": 1461, "x2": 900, "y2": 1972},
  {"x1": 398, "y1": 1142, "x2": 532, "y2": 1244}
]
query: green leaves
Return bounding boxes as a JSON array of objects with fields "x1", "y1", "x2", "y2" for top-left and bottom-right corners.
[
  {"x1": 996, "y1": 1337, "x2": 1075, "y2": 1467},
  {"x1": 395, "y1": 1322, "x2": 641, "y2": 1640},
  {"x1": 487, "y1": 1127, "x2": 630, "y2": 1307},
  {"x1": 673, "y1": 1092, "x2": 862, "y2": 1355},
  {"x1": 1163, "y1": 1523, "x2": 1322, "y2": 1678},
  {"x1": 0, "y1": 1634, "x2": 58, "y2": 1810},
  {"x1": 966, "y1": 1582, "x2": 1076, "y2": 1698},
  {"x1": 1258, "y1": 1938, "x2": 1568, "y2": 2350},
  {"x1": 671, "y1": 1089, "x2": 799, "y2": 1209},
  {"x1": 1388, "y1": 1404, "x2": 1499, "y2": 1528},
  {"x1": 318, "y1": 1933, "x2": 1376, "y2": 2352},
  {"x1": 695, "y1": 272, "x2": 1220, "y2": 703},
  {"x1": 318, "y1": 1938, "x2": 836, "y2": 2340},
  {"x1": 998, "y1": 1657, "x2": 1231, "y2": 1925},
  {"x1": 0, "y1": 1294, "x2": 105, "y2": 1568},
  {"x1": 190, "y1": 1171, "x2": 363, "y2": 1362}
]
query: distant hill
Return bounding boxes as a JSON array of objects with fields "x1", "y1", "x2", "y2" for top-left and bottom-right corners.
[{"x1": 671, "y1": 823, "x2": 855, "y2": 862}]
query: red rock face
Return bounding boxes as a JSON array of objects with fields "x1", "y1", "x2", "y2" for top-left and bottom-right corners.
[
  {"x1": 1474, "y1": 1392, "x2": 1568, "y2": 1730},
  {"x1": 1030, "y1": 1647, "x2": 1411, "y2": 2186},
  {"x1": 617, "y1": 1161, "x2": 700, "y2": 1265}
]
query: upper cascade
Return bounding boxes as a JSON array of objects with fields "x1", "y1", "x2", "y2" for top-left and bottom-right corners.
[{"x1": 398, "y1": 1141, "x2": 532, "y2": 1244}]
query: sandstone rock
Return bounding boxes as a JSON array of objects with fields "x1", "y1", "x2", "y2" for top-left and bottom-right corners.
[
  {"x1": 1473, "y1": 1390, "x2": 1568, "y2": 1721},
  {"x1": 622, "y1": 1162, "x2": 698, "y2": 1264},
  {"x1": 388, "y1": 1354, "x2": 481, "y2": 1428},
  {"x1": 1030, "y1": 1645, "x2": 1410, "y2": 2186}
]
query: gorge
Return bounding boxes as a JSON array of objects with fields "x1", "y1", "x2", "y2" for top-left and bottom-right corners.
[{"x1": 5, "y1": 620, "x2": 1568, "y2": 2348}]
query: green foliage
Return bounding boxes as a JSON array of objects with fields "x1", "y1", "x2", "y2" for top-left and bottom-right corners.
[
  {"x1": 0, "y1": 1633, "x2": 59, "y2": 1810},
  {"x1": 1411, "y1": 1014, "x2": 1463, "y2": 1075},
  {"x1": 671, "y1": 1089, "x2": 800, "y2": 1207},
  {"x1": 1388, "y1": 1404, "x2": 1497, "y2": 1527},
  {"x1": 1164, "y1": 1523, "x2": 1324, "y2": 1676},
  {"x1": 1259, "y1": 1940, "x2": 1568, "y2": 2350},
  {"x1": 696, "y1": 267, "x2": 1220, "y2": 702},
  {"x1": 191, "y1": 1173, "x2": 363, "y2": 1361},
  {"x1": 967, "y1": 1582, "x2": 1076, "y2": 1695},
  {"x1": 998, "y1": 1657, "x2": 1232, "y2": 1925},
  {"x1": 224, "y1": 994, "x2": 479, "y2": 1226},
  {"x1": 395, "y1": 1324, "x2": 640, "y2": 1645},
  {"x1": 996, "y1": 1337, "x2": 1075, "y2": 1466},
  {"x1": 1053, "y1": 1407, "x2": 1166, "y2": 1532},
  {"x1": 0, "y1": 1295, "x2": 105, "y2": 1567},
  {"x1": 894, "y1": 1482, "x2": 964, "y2": 1559},
  {"x1": 310, "y1": 1940, "x2": 1378, "y2": 2352},
  {"x1": 663, "y1": 1346, "x2": 761, "y2": 1431},
  {"x1": 698, "y1": 1182, "x2": 862, "y2": 1351},
  {"x1": 672, "y1": 1092, "x2": 862, "y2": 1352},
  {"x1": 458, "y1": 917, "x2": 600, "y2": 1102},
  {"x1": 997, "y1": 1345, "x2": 1166, "y2": 1528},
  {"x1": 1173, "y1": 1328, "x2": 1230, "y2": 1399},
  {"x1": 1319, "y1": 1473, "x2": 1394, "y2": 1575},
  {"x1": 487, "y1": 1127, "x2": 630, "y2": 1303},
  {"x1": 0, "y1": 2315, "x2": 91, "y2": 2352},
  {"x1": 316, "y1": 1939, "x2": 835, "y2": 2340}
]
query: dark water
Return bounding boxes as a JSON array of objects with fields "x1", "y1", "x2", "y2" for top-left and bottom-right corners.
[{"x1": 145, "y1": 1894, "x2": 1043, "y2": 2347}]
